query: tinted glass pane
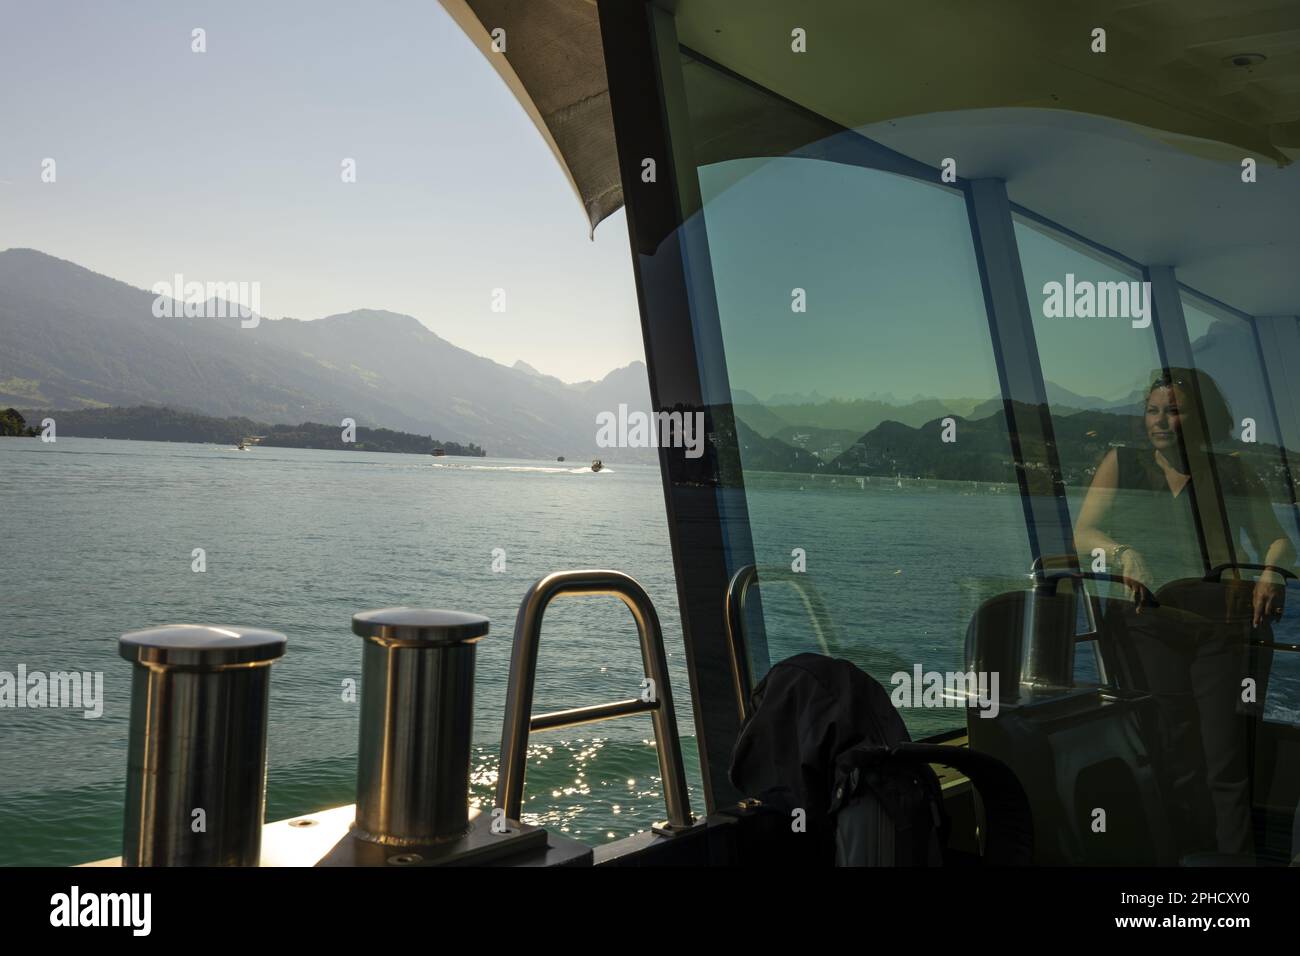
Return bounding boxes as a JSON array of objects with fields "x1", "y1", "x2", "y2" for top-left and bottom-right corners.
[
  {"x1": 1013, "y1": 216, "x2": 1161, "y2": 542},
  {"x1": 684, "y1": 110, "x2": 1032, "y2": 737},
  {"x1": 1183, "y1": 294, "x2": 1300, "y2": 559}
]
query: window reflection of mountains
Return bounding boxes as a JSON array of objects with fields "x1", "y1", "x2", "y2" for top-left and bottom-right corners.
[{"x1": 733, "y1": 399, "x2": 1296, "y2": 502}]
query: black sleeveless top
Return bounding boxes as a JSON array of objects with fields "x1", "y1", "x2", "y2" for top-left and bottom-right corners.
[{"x1": 1106, "y1": 446, "x2": 1208, "y2": 591}]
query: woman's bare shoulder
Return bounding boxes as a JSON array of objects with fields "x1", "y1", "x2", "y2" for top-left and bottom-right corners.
[{"x1": 1086, "y1": 446, "x2": 1122, "y2": 490}]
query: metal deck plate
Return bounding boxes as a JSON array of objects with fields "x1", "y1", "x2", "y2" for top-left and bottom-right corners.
[{"x1": 316, "y1": 809, "x2": 549, "y2": 867}]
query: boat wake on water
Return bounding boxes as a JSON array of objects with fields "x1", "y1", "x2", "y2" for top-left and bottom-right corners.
[{"x1": 430, "y1": 462, "x2": 613, "y2": 475}]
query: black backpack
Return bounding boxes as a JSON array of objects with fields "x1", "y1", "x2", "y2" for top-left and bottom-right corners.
[{"x1": 729, "y1": 653, "x2": 1034, "y2": 866}]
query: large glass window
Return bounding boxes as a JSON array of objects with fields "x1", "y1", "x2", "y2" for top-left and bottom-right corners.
[
  {"x1": 1014, "y1": 217, "x2": 1164, "y2": 515},
  {"x1": 1182, "y1": 293, "x2": 1300, "y2": 555},
  {"x1": 682, "y1": 77, "x2": 1032, "y2": 738}
]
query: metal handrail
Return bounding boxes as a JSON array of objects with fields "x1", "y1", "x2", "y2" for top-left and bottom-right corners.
[
  {"x1": 1204, "y1": 562, "x2": 1298, "y2": 583},
  {"x1": 496, "y1": 570, "x2": 693, "y2": 833},
  {"x1": 724, "y1": 564, "x2": 836, "y2": 722}
]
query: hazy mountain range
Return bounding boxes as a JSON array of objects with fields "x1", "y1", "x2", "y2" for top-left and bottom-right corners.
[
  {"x1": 1, "y1": 248, "x2": 1271, "y2": 471},
  {"x1": 0, "y1": 249, "x2": 652, "y2": 460},
  {"x1": 730, "y1": 381, "x2": 1147, "y2": 448}
]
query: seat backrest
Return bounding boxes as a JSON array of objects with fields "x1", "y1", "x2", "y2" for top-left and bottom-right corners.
[
  {"x1": 963, "y1": 585, "x2": 1175, "y2": 864},
  {"x1": 965, "y1": 585, "x2": 1079, "y2": 701}
]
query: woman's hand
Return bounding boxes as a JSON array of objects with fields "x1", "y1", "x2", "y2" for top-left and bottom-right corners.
[
  {"x1": 1117, "y1": 550, "x2": 1155, "y2": 614},
  {"x1": 1252, "y1": 570, "x2": 1287, "y2": 628}
]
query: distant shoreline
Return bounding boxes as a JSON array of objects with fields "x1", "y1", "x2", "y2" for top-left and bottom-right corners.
[{"x1": 7, "y1": 406, "x2": 486, "y2": 457}]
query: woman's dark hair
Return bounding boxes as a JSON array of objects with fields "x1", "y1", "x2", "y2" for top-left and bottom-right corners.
[{"x1": 1145, "y1": 366, "x2": 1234, "y2": 443}]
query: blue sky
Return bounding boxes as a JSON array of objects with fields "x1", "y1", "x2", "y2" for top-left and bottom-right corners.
[{"x1": 0, "y1": 0, "x2": 644, "y2": 383}]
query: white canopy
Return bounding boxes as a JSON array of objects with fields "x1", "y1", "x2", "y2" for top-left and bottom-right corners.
[{"x1": 440, "y1": 0, "x2": 621, "y2": 235}]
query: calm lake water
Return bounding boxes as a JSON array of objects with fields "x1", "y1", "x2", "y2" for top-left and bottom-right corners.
[
  {"x1": 2, "y1": 437, "x2": 1298, "y2": 865},
  {"x1": 1, "y1": 438, "x2": 699, "y2": 865}
]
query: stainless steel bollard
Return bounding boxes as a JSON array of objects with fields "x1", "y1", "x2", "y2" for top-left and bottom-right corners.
[
  {"x1": 119, "y1": 625, "x2": 286, "y2": 866},
  {"x1": 351, "y1": 608, "x2": 489, "y2": 845}
]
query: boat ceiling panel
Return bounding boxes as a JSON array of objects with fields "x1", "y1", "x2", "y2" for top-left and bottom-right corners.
[{"x1": 674, "y1": 0, "x2": 1300, "y2": 165}]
